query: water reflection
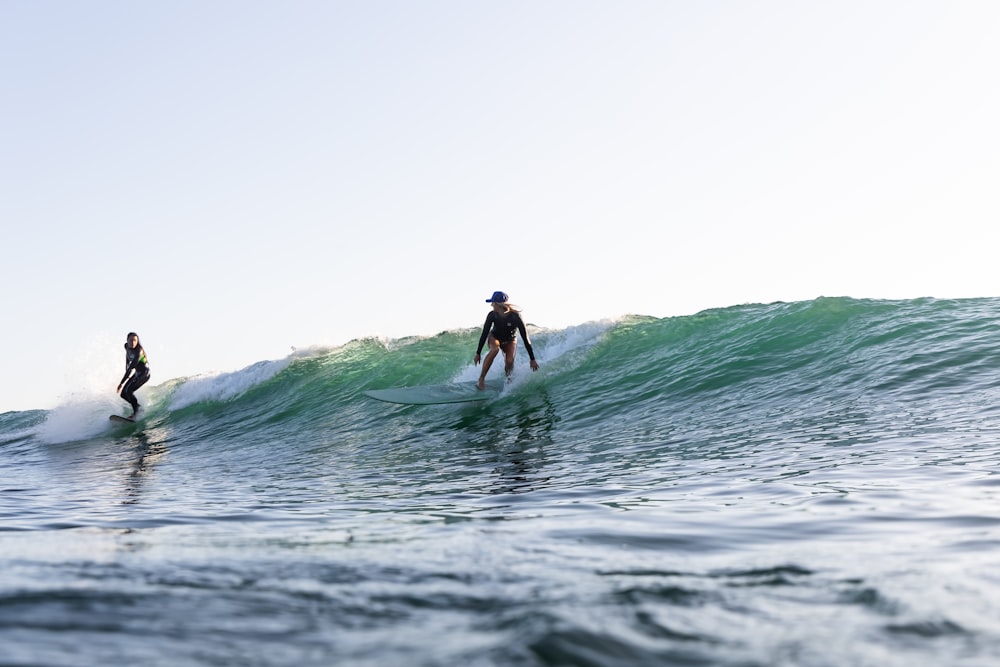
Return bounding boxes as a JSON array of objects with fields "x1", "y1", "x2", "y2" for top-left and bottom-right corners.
[
  {"x1": 121, "y1": 428, "x2": 169, "y2": 505},
  {"x1": 468, "y1": 389, "x2": 558, "y2": 494}
]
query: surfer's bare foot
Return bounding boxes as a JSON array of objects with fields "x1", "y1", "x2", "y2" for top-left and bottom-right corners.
[{"x1": 477, "y1": 379, "x2": 486, "y2": 389}]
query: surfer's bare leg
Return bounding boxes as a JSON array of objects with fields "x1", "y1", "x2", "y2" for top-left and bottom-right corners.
[
  {"x1": 478, "y1": 336, "x2": 501, "y2": 389},
  {"x1": 501, "y1": 340, "x2": 517, "y2": 380}
]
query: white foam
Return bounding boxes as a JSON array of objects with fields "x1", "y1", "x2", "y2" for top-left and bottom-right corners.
[
  {"x1": 36, "y1": 393, "x2": 135, "y2": 444},
  {"x1": 168, "y1": 358, "x2": 292, "y2": 410},
  {"x1": 534, "y1": 319, "x2": 618, "y2": 361}
]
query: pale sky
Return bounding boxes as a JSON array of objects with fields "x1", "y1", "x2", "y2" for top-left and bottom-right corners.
[{"x1": 2, "y1": 1, "x2": 998, "y2": 412}]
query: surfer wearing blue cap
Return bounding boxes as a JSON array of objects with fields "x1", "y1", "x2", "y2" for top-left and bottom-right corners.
[
  {"x1": 117, "y1": 332, "x2": 150, "y2": 418},
  {"x1": 475, "y1": 291, "x2": 539, "y2": 389}
]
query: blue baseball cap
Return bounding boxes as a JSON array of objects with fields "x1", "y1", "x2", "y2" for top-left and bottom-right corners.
[{"x1": 486, "y1": 291, "x2": 508, "y2": 303}]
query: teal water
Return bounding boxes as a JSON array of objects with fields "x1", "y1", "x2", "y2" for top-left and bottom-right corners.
[{"x1": 2, "y1": 297, "x2": 999, "y2": 666}]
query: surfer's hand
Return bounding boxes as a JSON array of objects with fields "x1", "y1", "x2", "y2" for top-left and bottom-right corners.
[
  {"x1": 530, "y1": 360, "x2": 539, "y2": 371},
  {"x1": 474, "y1": 354, "x2": 481, "y2": 366}
]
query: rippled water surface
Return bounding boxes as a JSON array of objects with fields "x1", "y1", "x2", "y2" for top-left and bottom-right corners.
[{"x1": 3, "y1": 298, "x2": 1000, "y2": 665}]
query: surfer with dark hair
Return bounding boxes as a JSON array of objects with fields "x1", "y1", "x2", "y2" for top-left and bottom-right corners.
[
  {"x1": 474, "y1": 291, "x2": 539, "y2": 389},
  {"x1": 117, "y1": 332, "x2": 150, "y2": 418}
]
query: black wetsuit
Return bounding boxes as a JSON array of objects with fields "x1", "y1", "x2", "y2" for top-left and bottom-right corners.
[
  {"x1": 476, "y1": 310, "x2": 536, "y2": 361},
  {"x1": 120, "y1": 345, "x2": 151, "y2": 413}
]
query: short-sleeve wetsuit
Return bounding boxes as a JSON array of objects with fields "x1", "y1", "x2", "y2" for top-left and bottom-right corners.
[{"x1": 476, "y1": 310, "x2": 536, "y2": 361}]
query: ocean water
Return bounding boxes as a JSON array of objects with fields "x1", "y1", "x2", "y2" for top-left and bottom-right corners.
[{"x1": 2, "y1": 297, "x2": 1000, "y2": 666}]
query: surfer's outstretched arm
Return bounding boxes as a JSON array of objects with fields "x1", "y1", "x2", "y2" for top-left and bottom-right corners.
[{"x1": 515, "y1": 317, "x2": 539, "y2": 372}]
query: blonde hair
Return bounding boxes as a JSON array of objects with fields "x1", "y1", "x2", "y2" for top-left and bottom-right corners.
[{"x1": 495, "y1": 302, "x2": 521, "y2": 314}]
